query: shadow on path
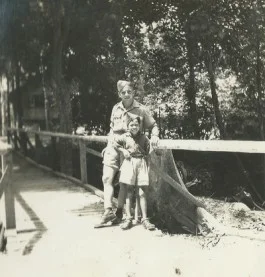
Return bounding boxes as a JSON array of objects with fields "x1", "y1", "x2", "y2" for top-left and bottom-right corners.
[
  {"x1": 70, "y1": 201, "x2": 104, "y2": 217},
  {"x1": 15, "y1": 193, "x2": 47, "y2": 255}
]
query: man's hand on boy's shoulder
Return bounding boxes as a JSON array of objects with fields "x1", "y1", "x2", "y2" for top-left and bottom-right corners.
[
  {"x1": 150, "y1": 135, "x2": 159, "y2": 149},
  {"x1": 122, "y1": 149, "x2": 131, "y2": 159}
]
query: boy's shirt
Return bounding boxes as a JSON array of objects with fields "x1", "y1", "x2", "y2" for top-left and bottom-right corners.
[
  {"x1": 110, "y1": 100, "x2": 157, "y2": 135},
  {"x1": 113, "y1": 132, "x2": 150, "y2": 157}
]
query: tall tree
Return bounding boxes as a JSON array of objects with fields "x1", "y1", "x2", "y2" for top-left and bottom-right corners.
[{"x1": 48, "y1": 0, "x2": 74, "y2": 174}]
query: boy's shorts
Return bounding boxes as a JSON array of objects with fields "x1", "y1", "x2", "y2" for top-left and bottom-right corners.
[
  {"x1": 102, "y1": 146, "x2": 122, "y2": 170},
  {"x1": 119, "y1": 158, "x2": 149, "y2": 186}
]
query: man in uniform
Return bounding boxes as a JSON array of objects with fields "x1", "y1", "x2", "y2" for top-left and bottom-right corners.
[{"x1": 97, "y1": 80, "x2": 159, "y2": 225}]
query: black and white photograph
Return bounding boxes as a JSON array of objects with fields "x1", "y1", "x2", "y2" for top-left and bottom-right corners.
[{"x1": 0, "y1": 0, "x2": 265, "y2": 276}]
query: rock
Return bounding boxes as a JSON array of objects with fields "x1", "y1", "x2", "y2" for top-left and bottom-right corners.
[{"x1": 230, "y1": 202, "x2": 251, "y2": 212}]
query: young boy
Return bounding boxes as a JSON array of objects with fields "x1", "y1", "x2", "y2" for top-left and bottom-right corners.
[
  {"x1": 113, "y1": 116, "x2": 155, "y2": 230},
  {"x1": 96, "y1": 80, "x2": 159, "y2": 226}
]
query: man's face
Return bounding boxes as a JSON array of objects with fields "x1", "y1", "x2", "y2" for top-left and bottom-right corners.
[
  {"x1": 128, "y1": 119, "x2": 140, "y2": 135},
  {"x1": 119, "y1": 85, "x2": 135, "y2": 102}
]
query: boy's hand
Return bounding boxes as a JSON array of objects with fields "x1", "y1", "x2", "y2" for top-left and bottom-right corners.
[
  {"x1": 150, "y1": 135, "x2": 159, "y2": 149},
  {"x1": 122, "y1": 150, "x2": 131, "y2": 159}
]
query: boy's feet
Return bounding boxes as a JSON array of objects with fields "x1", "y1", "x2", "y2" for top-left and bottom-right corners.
[
  {"x1": 133, "y1": 216, "x2": 141, "y2": 224},
  {"x1": 120, "y1": 218, "x2": 133, "y2": 230},
  {"x1": 142, "y1": 218, "x2": 155, "y2": 231}
]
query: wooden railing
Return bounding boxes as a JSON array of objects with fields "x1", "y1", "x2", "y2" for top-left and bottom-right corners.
[
  {"x1": 0, "y1": 137, "x2": 15, "y2": 249},
  {"x1": 158, "y1": 139, "x2": 265, "y2": 153},
  {"x1": 7, "y1": 128, "x2": 265, "y2": 185},
  {"x1": 8, "y1": 128, "x2": 265, "y2": 153},
  {"x1": 8, "y1": 128, "x2": 108, "y2": 197},
  {"x1": 7, "y1": 128, "x2": 265, "y2": 233}
]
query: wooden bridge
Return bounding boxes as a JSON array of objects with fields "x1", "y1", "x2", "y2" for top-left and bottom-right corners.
[{"x1": 1, "y1": 129, "x2": 265, "y2": 277}]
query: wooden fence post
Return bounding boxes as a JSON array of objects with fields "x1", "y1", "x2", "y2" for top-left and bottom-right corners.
[
  {"x1": 13, "y1": 131, "x2": 18, "y2": 151},
  {"x1": 20, "y1": 132, "x2": 27, "y2": 155},
  {"x1": 7, "y1": 130, "x2": 10, "y2": 144},
  {"x1": 51, "y1": 136, "x2": 57, "y2": 171},
  {"x1": 4, "y1": 151, "x2": 16, "y2": 230},
  {"x1": 79, "y1": 140, "x2": 88, "y2": 184},
  {"x1": 35, "y1": 134, "x2": 42, "y2": 163}
]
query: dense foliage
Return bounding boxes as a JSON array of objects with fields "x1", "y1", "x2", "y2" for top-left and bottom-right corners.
[{"x1": 1, "y1": 0, "x2": 265, "y2": 200}]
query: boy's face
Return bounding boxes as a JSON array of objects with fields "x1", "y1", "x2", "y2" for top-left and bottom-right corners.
[
  {"x1": 128, "y1": 119, "x2": 140, "y2": 135},
  {"x1": 118, "y1": 85, "x2": 135, "y2": 102}
]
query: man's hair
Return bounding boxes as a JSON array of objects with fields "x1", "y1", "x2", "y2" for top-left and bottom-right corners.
[{"x1": 117, "y1": 80, "x2": 133, "y2": 93}]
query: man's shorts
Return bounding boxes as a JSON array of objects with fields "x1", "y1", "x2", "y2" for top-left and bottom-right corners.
[{"x1": 102, "y1": 145, "x2": 123, "y2": 170}]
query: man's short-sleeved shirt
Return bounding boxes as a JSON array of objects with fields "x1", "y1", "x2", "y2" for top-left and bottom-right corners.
[{"x1": 110, "y1": 100, "x2": 155, "y2": 134}]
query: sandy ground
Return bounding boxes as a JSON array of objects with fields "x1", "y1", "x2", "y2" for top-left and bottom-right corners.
[{"x1": 1, "y1": 155, "x2": 265, "y2": 277}]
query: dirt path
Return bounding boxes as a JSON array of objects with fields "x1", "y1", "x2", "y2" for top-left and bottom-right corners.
[{"x1": 1, "y1": 155, "x2": 265, "y2": 277}]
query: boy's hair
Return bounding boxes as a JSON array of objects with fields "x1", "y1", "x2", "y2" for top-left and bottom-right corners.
[{"x1": 127, "y1": 116, "x2": 141, "y2": 126}]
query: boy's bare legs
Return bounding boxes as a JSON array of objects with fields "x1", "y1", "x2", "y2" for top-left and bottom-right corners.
[
  {"x1": 125, "y1": 186, "x2": 133, "y2": 218},
  {"x1": 117, "y1": 183, "x2": 127, "y2": 207},
  {"x1": 120, "y1": 185, "x2": 134, "y2": 230},
  {"x1": 139, "y1": 187, "x2": 155, "y2": 230},
  {"x1": 134, "y1": 187, "x2": 141, "y2": 222},
  {"x1": 139, "y1": 187, "x2": 148, "y2": 219}
]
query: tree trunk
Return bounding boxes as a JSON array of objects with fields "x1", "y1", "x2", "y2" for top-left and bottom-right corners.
[
  {"x1": 9, "y1": 70, "x2": 16, "y2": 128},
  {"x1": 40, "y1": 51, "x2": 50, "y2": 131},
  {"x1": 7, "y1": 74, "x2": 11, "y2": 132},
  {"x1": 51, "y1": 0, "x2": 73, "y2": 175},
  {"x1": 111, "y1": 2, "x2": 126, "y2": 80},
  {"x1": 14, "y1": 57, "x2": 23, "y2": 129},
  {"x1": 206, "y1": 56, "x2": 226, "y2": 139},
  {"x1": 1, "y1": 76, "x2": 8, "y2": 136},
  {"x1": 255, "y1": 12, "x2": 265, "y2": 199},
  {"x1": 148, "y1": 150, "x2": 221, "y2": 234},
  {"x1": 185, "y1": 30, "x2": 200, "y2": 138}
]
